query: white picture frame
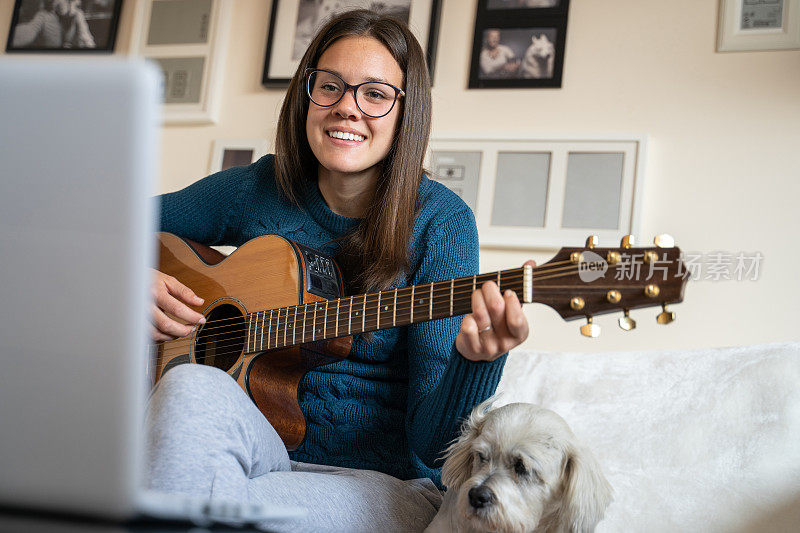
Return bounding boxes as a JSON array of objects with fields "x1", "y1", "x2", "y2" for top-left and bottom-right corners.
[
  {"x1": 130, "y1": 0, "x2": 232, "y2": 124},
  {"x1": 427, "y1": 134, "x2": 647, "y2": 250},
  {"x1": 209, "y1": 139, "x2": 269, "y2": 174},
  {"x1": 717, "y1": 0, "x2": 800, "y2": 52}
]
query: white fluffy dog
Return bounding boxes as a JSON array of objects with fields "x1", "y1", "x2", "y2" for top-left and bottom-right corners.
[
  {"x1": 425, "y1": 402, "x2": 612, "y2": 533},
  {"x1": 520, "y1": 34, "x2": 555, "y2": 79}
]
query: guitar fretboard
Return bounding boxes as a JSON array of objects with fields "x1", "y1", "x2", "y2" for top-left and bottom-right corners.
[{"x1": 243, "y1": 267, "x2": 529, "y2": 353}]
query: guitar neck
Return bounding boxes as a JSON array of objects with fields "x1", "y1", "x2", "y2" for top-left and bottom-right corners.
[{"x1": 243, "y1": 266, "x2": 532, "y2": 353}]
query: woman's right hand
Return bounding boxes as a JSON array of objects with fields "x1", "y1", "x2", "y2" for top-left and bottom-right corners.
[{"x1": 150, "y1": 269, "x2": 206, "y2": 342}]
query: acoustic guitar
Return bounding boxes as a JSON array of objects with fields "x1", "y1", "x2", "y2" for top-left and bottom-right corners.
[{"x1": 152, "y1": 232, "x2": 688, "y2": 450}]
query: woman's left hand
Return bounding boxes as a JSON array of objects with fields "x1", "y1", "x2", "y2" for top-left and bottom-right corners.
[{"x1": 455, "y1": 260, "x2": 536, "y2": 362}]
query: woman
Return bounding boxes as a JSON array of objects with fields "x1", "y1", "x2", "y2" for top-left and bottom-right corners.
[{"x1": 147, "y1": 9, "x2": 532, "y2": 531}]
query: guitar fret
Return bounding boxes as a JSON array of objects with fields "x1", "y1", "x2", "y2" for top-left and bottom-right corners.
[
  {"x1": 450, "y1": 279, "x2": 454, "y2": 316},
  {"x1": 393, "y1": 288, "x2": 397, "y2": 327},
  {"x1": 429, "y1": 282, "x2": 434, "y2": 320},
  {"x1": 283, "y1": 307, "x2": 288, "y2": 348},
  {"x1": 376, "y1": 291, "x2": 381, "y2": 330},
  {"x1": 267, "y1": 309, "x2": 273, "y2": 350},
  {"x1": 335, "y1": 299, "x2": 340, "y2": 337},
  {"x1": 362, "y1": 294, "x2": 367, "y2": 332},
  {"x1": 410, "y1": 285, "x2": 415, "y2": 323},
  {"x1": 473, "y1": 275, "x2": 476, "y2": 293},
  {"x1": 497, "y1": 271, "x2": 501, "y2": 287},
  {"x1": 312, "y1": 302, "x2": 318, "y2": 341},
  {"x1": 260, "y1": 311, "x2": 265, "y2": 350},
  {"x1": 348, "y1": 295, "x2": 354, "y2": 335}
]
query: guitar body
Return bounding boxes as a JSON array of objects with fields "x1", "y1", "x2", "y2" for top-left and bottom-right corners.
[{"x1": 154, "y1": 232, "x2": 351, "y2": 450}]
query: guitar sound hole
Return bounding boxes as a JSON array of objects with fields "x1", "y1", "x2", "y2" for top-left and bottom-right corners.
[{"x1": 194, "y1": 304, "x2": 245, "y2": 372}]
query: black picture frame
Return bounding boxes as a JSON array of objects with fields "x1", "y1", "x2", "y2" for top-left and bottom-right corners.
[
  {"x1": 469, "y1": 0, "x2": 569, "y2": 89},
  {"x1": 6, "y1": 0, "x2": 124, "y2": 53},
  {"x1": 261, "y1": 0, "x2": 442, "y2": 88}
]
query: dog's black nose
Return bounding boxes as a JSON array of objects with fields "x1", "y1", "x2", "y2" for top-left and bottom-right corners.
[{"x1": 468, "y1": 485, "x2": 494, "y2": 509}]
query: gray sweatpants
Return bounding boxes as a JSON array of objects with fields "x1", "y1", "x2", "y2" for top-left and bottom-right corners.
[{"x1": 144, "y1": 364, "x2": 443, "y2": 532}]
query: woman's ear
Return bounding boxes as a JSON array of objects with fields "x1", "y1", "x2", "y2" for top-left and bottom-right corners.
[{"x1": 556, "y1": 444, "x2": 613, "y2": 532}]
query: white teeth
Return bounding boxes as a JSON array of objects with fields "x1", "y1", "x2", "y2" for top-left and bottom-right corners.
[{"x1": 328, "y1": 130, "x2": 364, "y2": 142}]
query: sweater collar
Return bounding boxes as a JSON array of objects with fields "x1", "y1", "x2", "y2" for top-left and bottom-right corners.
[{"x1": 300, "y1": 179, "x2": 361, "y2": 236}]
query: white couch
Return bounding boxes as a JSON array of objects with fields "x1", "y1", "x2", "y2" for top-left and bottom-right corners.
[{"x1": 495, "y1": 342, "x2": 800, "y2": 532}]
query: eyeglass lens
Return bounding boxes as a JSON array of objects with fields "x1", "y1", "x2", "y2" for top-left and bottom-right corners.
[{"x1": 307, "y1": 70, "x2": 398, "y2": 118}]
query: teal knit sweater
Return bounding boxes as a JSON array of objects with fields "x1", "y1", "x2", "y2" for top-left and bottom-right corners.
[{"x1": 158, "y1": 155, "x2": 506, "y2": 488}]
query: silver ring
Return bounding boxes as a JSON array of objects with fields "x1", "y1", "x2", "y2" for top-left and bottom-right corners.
[{"x1": 479, "y1": 325, "x2": 492, "y2": 333}]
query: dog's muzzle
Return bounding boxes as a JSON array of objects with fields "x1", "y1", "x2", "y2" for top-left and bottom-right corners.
[{"x1": 468, "y1": 485, "x2": 495, "y2": 509}]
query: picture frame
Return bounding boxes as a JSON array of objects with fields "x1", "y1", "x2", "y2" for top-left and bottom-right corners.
[
  {"x1": 427, "y1": 133, "x2": 647, "y2": 250},
  {"x1": 6, "y1": 0, "x2": 123, "y2": 53},
  {"x1": 469, "y1": 0, "x2": 570, "y2": 89},
  {"x1": 717, "y1": 0, "x2": 800, "y2": 52},
  {"x1": 209, "y1": 139, "x2": 269, "y2": 174},
  {"x1": 262, "y1": 0, "x2": 442, "y2": 87},
  {"x1": 130, "y1": 0, "x2": 232, "y2": 125}
]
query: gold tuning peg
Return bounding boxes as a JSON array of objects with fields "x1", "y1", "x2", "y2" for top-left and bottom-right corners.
[
  {"x1": 653, "y1": 234, "x2": 675, "y2": 248},
  {"x1": 585, "y1": 235, "x2": 599, "y2": 249},
  {"x1": 657, "y1": 303, "x2": 676, "y2": 325},
  {"x1": 618, "y1": 309, "x2": 636, "y2": 331},
  {"x1": 580, "y1": 316, "x2": 601, "y2": 338},
  {"x1": 620, "y1": 235, "x2": 635, "y2": 249}
]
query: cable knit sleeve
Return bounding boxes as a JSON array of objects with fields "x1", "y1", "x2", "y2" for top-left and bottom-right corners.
[
  {"x1": 158, "y1": 164, "x2": 257, "y2": 246},
  {"x1": 405, "y1": 206, "x2": 507, "y2": 468}
]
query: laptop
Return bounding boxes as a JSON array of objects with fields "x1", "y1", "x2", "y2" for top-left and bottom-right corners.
[{"x1": 0, "y1": 59, "x2": 305, "y2": 527}]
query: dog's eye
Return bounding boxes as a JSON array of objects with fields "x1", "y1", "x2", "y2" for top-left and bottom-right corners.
[
  {"x1": 476, "y1": 451, "x2": 488, "y2": 463},
  {"x1": 514, "y1": 458, "x2": 528, "y2": 476}
]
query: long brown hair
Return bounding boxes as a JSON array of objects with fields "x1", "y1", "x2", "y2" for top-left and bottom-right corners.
[{"x1": 274, "y1": 9, "x2": 432, "y2": 292}]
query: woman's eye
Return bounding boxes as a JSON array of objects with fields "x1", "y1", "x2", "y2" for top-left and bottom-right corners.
[
  {"x1": 364, "y1": 89, "x2": 387, "y2": 101},
  {"x1": 514, "y1": 459, "x2": 527, "y2": 476},
  {"x1": 320, "y1": 83, "x2": 341, "y2": 93}
]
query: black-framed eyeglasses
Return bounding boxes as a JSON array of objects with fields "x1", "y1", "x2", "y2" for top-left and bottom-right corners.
[{"x1": 305, "y1": 68, "x2": 405, "y2": 119}]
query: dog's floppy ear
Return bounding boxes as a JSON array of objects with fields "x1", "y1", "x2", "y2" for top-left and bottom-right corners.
[
  {"x1": 440, "y1": 398, "x2": 493, "y2": 490},
  {"x1": 556, "y1": 444, "x2": 613, "y2": 532}
]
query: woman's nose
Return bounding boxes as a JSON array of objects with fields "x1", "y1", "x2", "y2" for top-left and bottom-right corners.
[{"x1": 332, "y1": 88, "x2": 362, "y2": 119}]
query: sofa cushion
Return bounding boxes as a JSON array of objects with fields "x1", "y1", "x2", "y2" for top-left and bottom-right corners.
[{"x1": 496, "y1": 342, "x2": 800, "y2": 531}]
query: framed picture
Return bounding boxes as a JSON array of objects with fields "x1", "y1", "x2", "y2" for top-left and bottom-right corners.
[
  {"x1": 130, "y1": 0, "x2": 232, "y2": 124},
  {"x1": 717, "y1": 0, "x2": 800, "y2": 51},
  {"x1": 209, "y1": 139, "x2": 269, "y2": 174},
  {"x1": 6, "y1": 0, "x2": 123, "y2": 53},
  {"x1": 262, "y1": 0, "x2": 443, "y2": 87},
  {"x1": 469, "y1": 0, "x2": 569, "y2": 89},
  {"x1": 427, "y1": 134, "x2": 647, "y2": 250}
]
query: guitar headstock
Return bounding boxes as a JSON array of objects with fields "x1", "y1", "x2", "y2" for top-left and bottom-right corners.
[{"x1": 533, "y1": 234, "x2": 689, "y2": 337}]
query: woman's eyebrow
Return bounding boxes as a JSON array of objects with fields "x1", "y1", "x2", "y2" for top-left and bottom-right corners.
[{"x1": 319, "y1": 67, "x2": 392, "y2": 84}]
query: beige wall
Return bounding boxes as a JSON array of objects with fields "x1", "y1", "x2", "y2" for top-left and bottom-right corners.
[{"x1": 2, "y1": 0, "x2": 798, "y2": 352}]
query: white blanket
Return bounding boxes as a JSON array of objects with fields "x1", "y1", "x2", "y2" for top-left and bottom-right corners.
[{"x1": 496, "y1": 342, "x2": 800, "y2": 532}]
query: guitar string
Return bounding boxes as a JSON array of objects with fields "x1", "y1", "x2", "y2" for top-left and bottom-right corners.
[
  {"x1": 154, "y1": 266, "x2": 551, "y2": 346},
  {"x1": 153, "y1": 261, "x2": 587, "y2": 339},
  {"x1": 155, "y1": 256, "x2": 651, "y2": 341},
  {"x1": 154, "y1": 288, "x2": 520, "y2": 365},
  {"x1": 154, "y1": 260, "x2": 657, "y2": 355},
  {"x1": 154, "y1": 275, "x2": 525, "y2": 359},
  {"x1": 156, "y1": 265, "x2": 663, "y2": 363}
]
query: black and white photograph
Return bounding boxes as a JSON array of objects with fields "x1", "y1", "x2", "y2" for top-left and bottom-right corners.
[
  {"x1": 478, "y1": 27, "x2": 557, "y2": 80},
  {"x1": 292, "y1": 0, "x2": 412, "y2": 60},
  {"x1": 6, "y1": 0, "x2": 123, "y2": 52},
  {"x1": 263, "y1": 0, "x2": 442, "y2": 87},
  {"x1": 487, "y1": 0, "x2": 562, "y2": 9},
  {"x1": 469, "y1": 0, "x2": 568, "y2": 88}
]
